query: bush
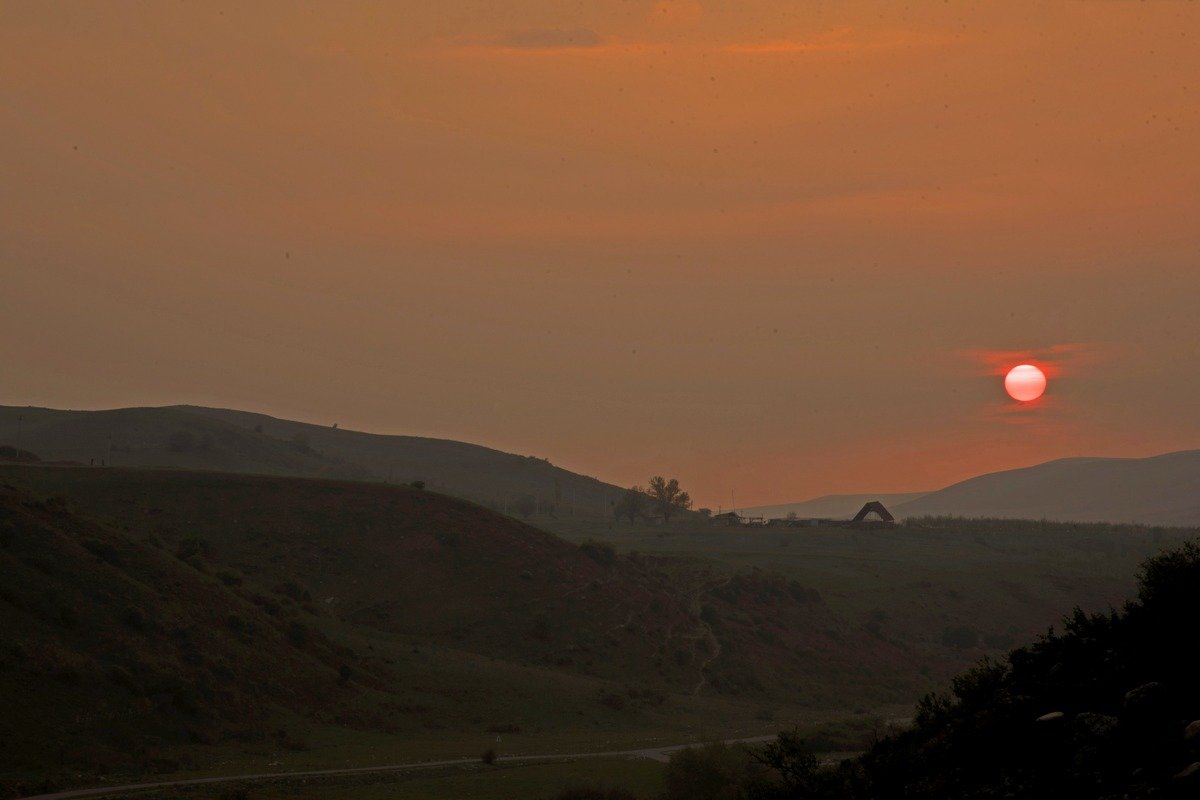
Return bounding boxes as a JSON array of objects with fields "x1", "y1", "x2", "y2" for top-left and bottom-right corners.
[
  {"x1": 58, "y1": 606, "x2": 80, "y2": 629},
  {"x1": 0, "y1": 445, "x2": 40, "y2": 462},
  {"x1": 286, "y1": 621, "x2": 308, "y2": 647},
  {"x1": 80, "y1": 537, "x2": 119, "y2": 563},
  {"x1": 175, "y1": 537, "x2": 210, "y2": 561},
  {"x1": 122, "y1": 607, "x2": 146, "y2": 631},
  {"x1": 662, "y1": 742, "x2": 766, "y2": 800},
  {"x1": 215, "y1": 571, "x2": 242, "y2": 587},
  {"x1": 580, "y1": 540, "x2": 618, "y2": 566},
  {"x1": 251, "y1": 594, "x2": 282, "y2": 616},
  {"x1": 1137, "y1": 539, "x2": 1200, "y2": 608},
  {"x1": 274, "y1": 581, "x2": 311, "y2": 602},
  {"x1": 481, "y1": 747, "x2": 496, "y2": 765},
  {"x1": 599, "y1": 691, "x2": 626, "y2": 711},
  {"x1": 547, "y1": 788, "x2": 636, "y2": 800},
  {"x1": 530, "y1": 615, "x2": 552, "y2": 640},
  {"x1": 752, "y1": 728, "x2": 821, "y2": 793},
  {"x1": 837, "y1": 537, "x2": 1200, "y2": 798},
  {"x1": 940, "y1": 624, "x2": 979, "y2": 650}
]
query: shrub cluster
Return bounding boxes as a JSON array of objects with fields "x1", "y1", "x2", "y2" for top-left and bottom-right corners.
[{"x1": 661, "y1": 539, "x2": 1200, "y2": 799}]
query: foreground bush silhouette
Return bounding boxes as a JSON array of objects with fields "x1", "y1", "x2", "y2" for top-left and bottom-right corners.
[
  {"x1": 852, "y1": 540, "x2": 1200, "y2": 799},
  {"x1": 661, "y1": 741, "x2": 769, "y2": 800},
  {"x1": 547, "y1": 787, "x2": 635, "y2": 800},
  {"x1": 666, "y1": 540, "x2": 1200, "y2": 799}
]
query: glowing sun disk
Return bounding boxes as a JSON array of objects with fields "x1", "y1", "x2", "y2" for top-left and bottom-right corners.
[{"x1": 1004, "y1": 364, "x2": 1047, "y2": 402}]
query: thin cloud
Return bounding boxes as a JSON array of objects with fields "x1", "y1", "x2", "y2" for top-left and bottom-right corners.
[
  {"x1": 964, "y1": 343, "x2": 1114, "y2": 379},
  {"x1": 445, "y1": 28, "x2": 606, "y2": 54},
  {"x1": 495, "y1": 28, "x2": 603, "y2": 49},
  {"x1": 721, "y1": 26, "x2": 958, "y2": 55}
]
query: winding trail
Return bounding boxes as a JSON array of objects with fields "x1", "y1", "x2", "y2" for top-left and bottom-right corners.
[
  {"x1": 18, "y1": 736, "x2": 777, "y2": 800},
  {"x1": 689, "y1": 575, "x2": 733, "y2": 695}
]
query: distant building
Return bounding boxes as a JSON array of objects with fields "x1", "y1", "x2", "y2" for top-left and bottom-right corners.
[
  {"x1": 849, "y1": 501, "x2": 896, "y2": 526},
  {"x1": 712, "y1": 511, "x2": 741, "y2": 526}
]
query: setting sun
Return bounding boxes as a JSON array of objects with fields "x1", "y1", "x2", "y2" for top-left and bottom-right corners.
[
  {"x1": 1004, "y1": 364, "x2": 1047, "y2": 402},
  {"x1": 5, "y1": 3, "x2": 1200, "y2": 796}
]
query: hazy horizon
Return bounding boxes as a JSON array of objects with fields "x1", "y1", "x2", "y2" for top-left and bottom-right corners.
[{"x1": 5, "y1": 1, "x2": 1200, "y2": 507}]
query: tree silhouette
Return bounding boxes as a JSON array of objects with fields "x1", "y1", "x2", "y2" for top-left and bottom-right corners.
[
  {"x1": 645, "y1": 476, "x2": 692, "y2": 523},
  {"x1": 614, "y1": 486, "x2": 646, "y2": 523}
]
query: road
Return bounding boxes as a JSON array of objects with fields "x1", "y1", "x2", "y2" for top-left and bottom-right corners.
[{"x1": 19, "y1": 736, "x2": 777, "y2": 800}]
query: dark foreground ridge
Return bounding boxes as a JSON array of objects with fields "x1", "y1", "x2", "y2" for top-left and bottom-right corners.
[{"x1": 662, "y1": 539, "x2": 1200, "y2": 799}]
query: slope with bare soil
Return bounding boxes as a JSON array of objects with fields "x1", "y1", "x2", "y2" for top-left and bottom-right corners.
[{"x1": 0, "y1": 465, "x2": 908, "y2": 789}]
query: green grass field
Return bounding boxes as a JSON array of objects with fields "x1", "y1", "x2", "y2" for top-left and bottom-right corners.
[{"x1": 90, "y1": 759, "x2": 665, "y2": 800}]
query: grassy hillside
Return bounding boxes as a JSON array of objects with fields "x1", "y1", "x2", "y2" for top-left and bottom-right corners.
[
  {"x1": 0, "y1": 482, "x2": 383, "y2": 785},
  {"x1": 0, "y1": 405, "x2": 630, "y2": 514},
  {"x1": 0, "y1": 465, "x2": 907, "y2": 794},
  {"x1": 535, "y1": 513, "x2": 1198, "y2": 693},
  {"x1": 895, "y1": 450, "x2": 1200, "y2": 526}
]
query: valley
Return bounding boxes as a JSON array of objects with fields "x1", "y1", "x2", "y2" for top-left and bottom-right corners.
[{"x1": 2, "y1": 462, "x2": 1193, "y2": 797}]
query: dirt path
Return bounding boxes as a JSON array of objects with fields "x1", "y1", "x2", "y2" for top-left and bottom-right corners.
[
  {"x1": 690, "y1": 618, "x2": 723, "y2": 695},
  {"x1": 687, "y1": 574, "x2": 732, "y2": 695},
  {"x1": 18, "y1": 736, "x2": 778, "y2": 800}
]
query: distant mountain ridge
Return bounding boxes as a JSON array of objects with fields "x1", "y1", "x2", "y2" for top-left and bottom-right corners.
[
  {"x1": 0, "y1": 404, "x2": 628, "y2": 514},
  {"x1": 894, "y1": 450, "x2": 1200, "y2": 526},
  {"x1": 746, "y1": 450, "x2": 1200, "y2": 527}
]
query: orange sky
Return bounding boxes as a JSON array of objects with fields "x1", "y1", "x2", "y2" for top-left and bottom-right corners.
[{"x1": 3, "y1": 1, "x2": 1199, "y2": 506}]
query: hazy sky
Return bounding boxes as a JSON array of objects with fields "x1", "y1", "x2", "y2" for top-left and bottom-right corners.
[{"x1": 3, "y1": 1, "x2": 1199, "y2": 507}]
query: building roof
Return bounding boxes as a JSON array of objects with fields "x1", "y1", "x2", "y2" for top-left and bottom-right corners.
[{"x1": 851, "y1": 501, "x2": 895, "y2": 523}]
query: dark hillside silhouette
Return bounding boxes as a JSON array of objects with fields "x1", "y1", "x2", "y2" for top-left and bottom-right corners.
[{"x1": 0, "y1": 405, "x2": 629, "y2": 515}]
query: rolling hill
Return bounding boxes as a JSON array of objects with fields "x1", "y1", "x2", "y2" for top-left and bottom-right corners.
[
  {"x1": 0, "y1": 405, "x2": 629, "y2": 515},
  {"x1": 894, "y1": 450, "x2": 1200, "y2": 526},
  {"x1": 743, "y1": 449, "x2": 1200, "y2": 526},
  {"x1": 0, "y1": 464, "x2": 910, "y2": 789}
]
